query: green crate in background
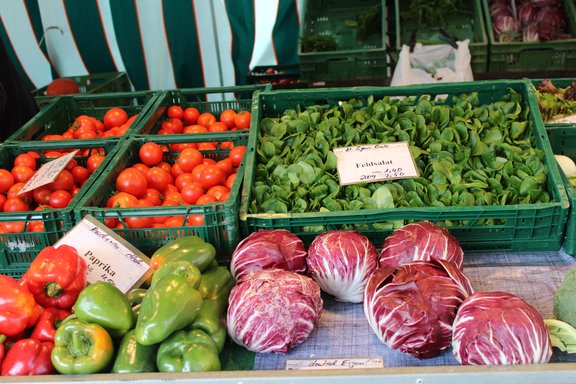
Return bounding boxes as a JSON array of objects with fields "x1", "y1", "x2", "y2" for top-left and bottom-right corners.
[
  {"x1": 240, "y1": 80, "x2": 569, "y2": 253},
  {"x1": 546, "y1": 126, "x2": 576, "y2": 256},
  {"x1": 0, "y1": 139, "x2": 120, "y2": 278},
  {"x1": 134, "y1": 85, "x2": 270, "y2": 135},
  {"x1": 388, "y1": 0, "x2": 488, "y2": 74},
  {"x1": 5, "y1": 91, "x2": 158, "y2": 143},
  {"x1": 483, "y1": 0, "x2": 576, "y2": 73},
  {"x1": 74, "y1": 134, "x2": 249, "y2": 262},
  {"x1": 298, "y1": 0, "x2": 390, "y2": 83},
  {"x1": 33, "y1": 72, "x2": 132, "y2": 110}
]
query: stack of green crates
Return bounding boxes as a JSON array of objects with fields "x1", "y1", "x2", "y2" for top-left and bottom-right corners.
[
  {"x1": 32, "y1": 72, "x2": 132, "y2": 110},
  {"x1": 483, "y1": 0, "x2": 576, "y2": 73},
  {"x1": 388, "y1": 0, "x2": 489, "y2": 74},
  {"x1": 240, "y1": 79, "x2": 569, "y2": 252},
  {"x1": 298, "y1": 0, "x2": 390, "y2": 83}
]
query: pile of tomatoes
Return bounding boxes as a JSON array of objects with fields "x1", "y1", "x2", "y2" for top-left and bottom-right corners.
[
  {"x1": 40, "y1": 107, "x2": 137, "y2": 141},
  {"x1": 103, "y1": 141, "x2": 247, "y2": 229},
  {"x1": 155, "y1": 105, "x2": 251, "y2": 135},
  {"x1": 0, "y1": 149, "x2": 107, "y2": 233}
]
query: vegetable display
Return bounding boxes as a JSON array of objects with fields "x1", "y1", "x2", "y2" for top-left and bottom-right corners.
[
  {"x1": 227, "y1": 268, "x2": 323, "y2": 353},
  {"x1": 379, "y1": 220, "x2": 464, "y2": 268},
  {"x1": 363, "y1": 259, "x2": 473, "y2": 358},
  {"x1": 452, "y1": 291, "x2": 552, "y2": 365},
  {"x1": 230, "y1": 229, "x2": 308, "y2": 281},
  {"x1": 306, "y1": 230, "x2": 378, "y2": 303},
  {"x1": 249, "y1": 90, "x2": 550, "y2": 226},
  {"x1": 535, "y1": 79, "x2": 576, "y2": 123}
]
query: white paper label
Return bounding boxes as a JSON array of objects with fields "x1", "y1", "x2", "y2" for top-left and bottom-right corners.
[
  {"x1": 19, "y1": 150, "x2": 79, "y2": 194},
  {"x1": 285, "y1": 357, "x2": 384, "y2": 370},
  {"x1": 334, "y1": 142, "x2": 419, "y2": 185},
  {"x1": 55, "y1": 215, "x2": 152, "y2": 293}
]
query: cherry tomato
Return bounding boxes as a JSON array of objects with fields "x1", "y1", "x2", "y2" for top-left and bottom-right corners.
[
  {"x1": 183, "y1": 107, "x2": 200, "y2": 125},
  {"x1": 234, "y1": 111, "x2": 251, "y2": 129},
  {"x1": 49, "y1": 189, "x2": 72, "y2": 208},
  {"x1": 197, "y1": 112, "x2": 216, "y2": 128},
  {"x1": 116, "y1": 168, "x2": 148, "y2": 198},
  {"x1": 167, "y1": 105, "x2": 184, "y2": 120},
  {"x1": 104, "y1": 108, "x2": 129, "y2": 129},
  {"x1": 139, "y1": 142, "x2": 164, "y2": 166},
  {"x1": 219, "y1": 109, "x2": 237, "y2": 129}
]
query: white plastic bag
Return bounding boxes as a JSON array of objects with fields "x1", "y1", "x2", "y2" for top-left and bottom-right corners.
[{"x1": 390, "y1": 39, "x2": 473, "y2": 87}]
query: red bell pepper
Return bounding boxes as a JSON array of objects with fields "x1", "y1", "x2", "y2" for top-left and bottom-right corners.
[
  {"x1": 21, "y1": 244, "x2": 87, "y2": 309},
  {"x1": 0, "y1": 338, "x2": 55, "y2": 376},
  {"x1": 0, "y1": 275, "x2": 42, "y2": 337},
  {"x1": 30, "y1": 307, "x2": 71, "y2": 342}
]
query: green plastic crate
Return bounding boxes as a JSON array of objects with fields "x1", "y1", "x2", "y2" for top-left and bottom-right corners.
[
  {"x1": 547, "y1": 126, "x2": 576, "y2": 256},
  {"x1": 388, "y1": 0, "x2": 488, "y2": 73},
  {"x1": 0, "y1": 139, "x2": 120, "y2": 278},
  {"x1": 133, "y1": 85, "x2": 270, "y2": 135},
  {"x1": 239, "y1": 80, "x2": 569, "y2": 252},
  {"x1": 5, "y1": 90, "x2": 158, "y2": 143},
  {"x1": 483, "y1": 0, "x2": 576, "y2": 73},
  {"x1": 33, "y1": 72, "x2": 132, "y2": 110},
  {"x1": 297, "y1": 0, "x2": 390, "y2": 83},
  {"x1": 74, "y1": 134, "x2": 249, "y2": 261}
]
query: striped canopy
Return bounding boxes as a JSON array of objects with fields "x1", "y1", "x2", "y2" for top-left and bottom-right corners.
[{"x1": 0, "y1": 0, "x2": 303, "y2": 91}]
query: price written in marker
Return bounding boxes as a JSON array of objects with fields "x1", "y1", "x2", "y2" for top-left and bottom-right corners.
[
  {"x1": 334, "y1": 142, "x2": 419, "y2": 185},
  {"x1": 19, "y1": 150, "x2": 79, "y2": 194}
]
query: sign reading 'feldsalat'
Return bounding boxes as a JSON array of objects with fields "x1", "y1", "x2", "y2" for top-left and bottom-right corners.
[
  {"x1": 55, "y1": 214, "x2": 152, "y2": 293},
  {"x1": 334, "y1": 142, "x2": 419, "y2": 185}
]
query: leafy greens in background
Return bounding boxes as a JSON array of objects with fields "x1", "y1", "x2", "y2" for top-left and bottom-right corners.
[{"x1": 249, "y1": 89, "x2": 550, "y2": 225}]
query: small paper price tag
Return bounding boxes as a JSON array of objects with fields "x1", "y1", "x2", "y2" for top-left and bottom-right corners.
[
  {"x1": 19, "y1": 150, "x2": 79, "y2": 194},
  {"x1": 55, "y1": 215, "x2": 152, "y2": 293},
  {"x1": 285, "y1": 357, "x2": 384, "y2": 370},
  {"x1": 334, "y1": 142, "x2": 419, "y2": 185}
]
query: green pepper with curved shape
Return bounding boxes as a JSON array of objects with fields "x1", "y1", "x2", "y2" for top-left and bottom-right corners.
[
  {"x1": 135, "y1": 274, "x2": 203, "y2": 346},
  {"x1": 151, "y1": 260, "x2": 201, "y2": 289},
  {"x1": 150, "y1": 236, "x2": 216, "y2": 273},
  {"x1": 112, "y1": 329, "x2": 158, "y2": 373},
  {"x1": 156, "y1": 329, "x2": 220, "y2": 372},
  {"x1": 197, "y1": 265, "x2": 234, "y2": 302}
]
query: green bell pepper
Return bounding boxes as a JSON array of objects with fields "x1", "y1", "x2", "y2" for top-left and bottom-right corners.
[
  {"x1": 150, "y1": 236, "x2": 216, "y2": 273},
  {"x1": 198, "y1": 265, "x2": 234, "y2": 301},
  {"x1": 135, "y1": 274, "x2": 203, "y2": 345},
  {"x1": 188, "y1": 298, "x2": 227, "y2": 352},
  {"x1": 112, "y1": 329, "x2": 158, "y2": 373},
  {"x1": 73, "y1": 281, "x2": 135, "y2": 338},
  {"x1": 151, "y1": 260, "x2": 201, "y2": 289},
  {"x1": 157, "y1": 329, "x2": 221, "y2": 372},
  {"x1": 128, "y1": 288, "x2": 148, "y2": 317},
  {"x1": 51, "y1": 318, "x2": 114, "y2": 374}
]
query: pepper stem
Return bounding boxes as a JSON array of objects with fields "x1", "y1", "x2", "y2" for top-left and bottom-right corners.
[
  {"x1": 70, "y1": 332, "x2": 90, "y2": 357},
  {"x1": 45, "y1": 282, "x2": 64, "y2": 298}
]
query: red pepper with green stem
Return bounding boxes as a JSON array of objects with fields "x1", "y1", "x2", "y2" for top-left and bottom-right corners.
[
  {"x1": 1, "y1": 338, "x2": 56, "y2": 376},
  {"x1": 21, "y1": 244, "x2": 87, "y2": 310},
  {"x1": 0, "y1": 275, "x2": 41, "y2": 337},
  {"x1": 30, "y1": 308, "x2": 71, "y2": 342}
]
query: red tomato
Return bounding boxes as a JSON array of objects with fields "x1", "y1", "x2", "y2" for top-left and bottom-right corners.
[
  {"x1": 208, "y1": 122, "x2": 228, "y2": 133},
  {"x1": 157, "y1": 161, "x2": 172, "y2": 174},
  {"x1": 106, "y1": 192, "x2": 139, "y2": 208},
  {"x1": 0, "y1": 194, "x2": 6, "y2": 211},
  {"x1": 229, "y1": 145, "x2": 247, "y2": 167},
  {"x1": 71, "y1": 165, "x2": 90, "y2": 185},
  {"x1": 183, "y1": 124, "x2": 208, "y2": 134},
  {"x1": 73, "y1": 115, "x2": 97, "y2": 133},
  {"x1": 163, "y1": 191, "x2": 183, "y2": 205},
  {"x1": 195, "y1": 194, "x2": 217, "y2": 205},
  {"x1": 225, "y1": 173, "x2": 236, "y2": 190},
  {"x1": 48, "y1": 170, "x2": 75, "y2": 191},
  {"x1": 104, "y1": 217, "x2": 120, "y2": 228},
  {"x1": 219, "y1": 109, "x2": 237, "y2": 129},
  {"x1": 87, "y1": 154, "x2": 106, "y2": 173},
  {"x1": 234, "y1": 111, "x2": 251, "y2": 129},
  {"x1": 171, "y1": 163, "x2": 185, "y2": 178},
  {"x1": 7, "y1": 183, "x2": 32, "y2": 205},
  {"x1": 104, "y1": 108, "x2": 129, "y2": 129},
  {"x1": 65, "y1": 158, "x2": 78, "y2": 171},
  {"x1": 198, "y1": 165, "x2": 226, "y2": 190},
  {"x1": 183, "y1": 107, "x2": 200, "y2": 125},
  {"x1": 181, "y1": 183, "x2": 204, "y2": 204},
  {"x1": 197, "y1": 112, "x2": 216, "y2": 128},
  {"x1": 11, "y1": 165, "x2": 34, "y2": 184},
  {"x1": 197, "y1": 142, "x2": 217, "y2": 151},
  {"x1": 164, "y1": 184, "x2": 179, "y2": 193},
  {"x1": 116, "y1": 168, "x2": 148, "y2": 198},
  {"x1": 220, "y1": 141, "x2": 234, "y2": 150},
  {"x1": 167, "y1": 105, "x2": 184, "y2": 120},
  {"x1": 178, "y1": 148, "x2": 204, "y2": 173},
  {"x1": 175, "y1": 173, "x2": 199, "y2": 192},
  {"x1": 3, "y1": 197, "x2": 29, "y2": 212},
  {"x1": 49, "y1": 189, "x2": 72, "y2": 208},
  {"x1": 191, "y1": 164, "x2": 206, "y2": 182},
  {"x1": 145, "y1": 167, "x2": 174, "y2": 193},
  {"x1": 33, "y1": 185, "x2": 52, "y2": 205},
  {"x1": 1, "y1": 221, "x2": 26, "y2": 233},
  {"x1": 216, "y1": 158, "x2": 233, "y2": 176},
  {"x1": 125, "y1": 213, "x2": 154, "y2": 229},
  {"x1": 202, "y1": 158, "x2": 217, "y2": 165},
  {"x1": 0, "y1": 169, "x2": 15, "y2": 193},
  {"x1": 207, "y1": 185, "x2": 230, "y2": 201},
  {"x1": 186, "y1": 214, "x2": 205, "y2": 226},
  {"x1": 132, "y1": 163, "x2": 150, "y2": 176},
  {"x1": 143, "y1": 188, "x2": 162, "y2": 206},
  {"x1": 170, "y1": 118, "x2": 183, "y2": 134},
  {"x1": 170, "y1": 143, "x2": 197, "y2": 152},
  {"x1": 160, "y1": 120, "x2": 178, "y2": 134},
  {"x1": 139, "y1": 142, "x2": 164, "y2": 166},
  {"x1": 14, "y1": 154, "x2": 37, "y2": 170}
]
